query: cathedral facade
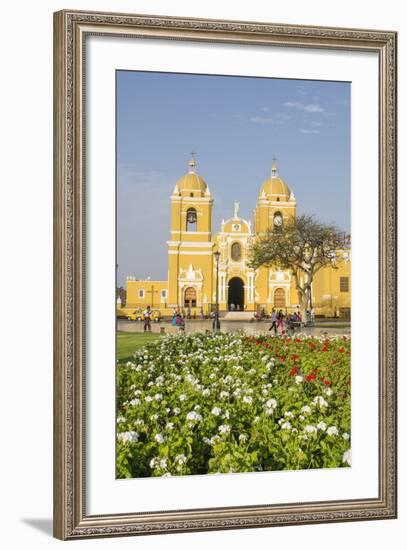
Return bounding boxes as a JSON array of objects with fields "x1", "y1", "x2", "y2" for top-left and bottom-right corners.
[{"x1": 124, "y1": 157, "x2": 351, "y2": 318}]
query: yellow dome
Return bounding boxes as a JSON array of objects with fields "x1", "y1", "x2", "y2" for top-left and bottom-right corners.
[
  {"x1": 259, "y1": 177, "x2": 290, "y2": 200},
  {"x1": 176, "y1": 172, "x2": 207, "y2": 193}
]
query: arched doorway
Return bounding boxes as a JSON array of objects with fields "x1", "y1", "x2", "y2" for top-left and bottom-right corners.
[
  {"x1": 228, "y1": 277, "x2": 245, "y2": 310},
  {"x1": 274, "y1": 287, "x2": 286, "y2": 308}
]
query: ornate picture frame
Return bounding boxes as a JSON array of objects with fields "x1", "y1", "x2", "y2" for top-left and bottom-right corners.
[{"x1": 53, "y1": 9, "x2": 397, "y2": 540}]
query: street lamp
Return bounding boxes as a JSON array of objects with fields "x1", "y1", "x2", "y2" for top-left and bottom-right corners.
[{"x1": 213, "y1": 250, "x2": 221, "y2": 331}]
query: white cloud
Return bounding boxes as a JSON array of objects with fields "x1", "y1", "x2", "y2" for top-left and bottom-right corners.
[
  {"x1": 261, "y1": 106, "x2": 270, "y2": 112},
  {"x1": 249, "y1": 116, "x2": 274, "y2": 124},
  {"x1": 311, "y1": 121, "x2": 322, "y2": 127},
  {"x1": 276, "y1": 112, "x2": 291, "y2": 121},
  {"x1": 298, "y1": 128, "x2": 320, "y2": 134},
  {"x1": 284, "y1": 101, "x2": 325, "y2": 114},
  {"x1": 303, "y1": 103, "x2": 325, "y2": 113},
  {"x1": 283, "y1": 101, "x2": 303, "y2": 109}
]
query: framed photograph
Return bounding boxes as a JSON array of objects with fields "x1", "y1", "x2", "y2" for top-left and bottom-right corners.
[{"x1": 53, "y1": 9, "x2": 397, "y2": 540}]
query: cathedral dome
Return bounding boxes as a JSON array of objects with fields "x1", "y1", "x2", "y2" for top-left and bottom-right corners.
[
  {"x1": 176, "y1": 172, "x2": 207, "y2": 193},
  {"x1": 258, "y1": 161, "x2": 291, "y2": 200},
  {"x1": 174, "y1": 154, "x2": 208, "y2": 195}
]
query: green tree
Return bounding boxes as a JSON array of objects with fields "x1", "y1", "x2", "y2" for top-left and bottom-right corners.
[{"x1": 249, "y1": 215, "x2": 349, "y2": 319}]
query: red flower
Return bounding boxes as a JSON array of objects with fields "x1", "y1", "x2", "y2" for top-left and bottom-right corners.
[
  {"x1": 295, "y1": 338, "x2": 302, "y2": 343},
  {"x1": 290, "y1": 366, "x2": 299, "y2": 376},
  {"x1": 338, "y1": 347, "x2": 345, "y2": 353},
  {"x1": 324, "y1": 380, "x2": 332, "y2": 386},
  {"x1": 291, "y1": 354, "x2": 300, "y2": 362}
]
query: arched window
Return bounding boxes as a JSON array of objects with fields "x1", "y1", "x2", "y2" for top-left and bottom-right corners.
[
  {"x1": 184, "y1": 287, "x2": 197, "y2": 307},
  {"x1": 231, "y1": 242, "x2": 242, "y2": 261},
  {"x1": 274, "y1": 288, "x2": 286, "y2": 308},
  {"x1": 186, "y1": 208, "x2": 197, "y2": 232}
]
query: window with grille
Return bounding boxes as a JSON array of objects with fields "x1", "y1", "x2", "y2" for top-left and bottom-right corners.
[{"x1": 340, "y1": 277, "x2": 349, "y2": 292}]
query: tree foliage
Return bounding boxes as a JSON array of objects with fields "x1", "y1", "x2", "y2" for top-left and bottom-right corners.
[{"x1": 249, "y1": 215, "x2": 349, "y2": 314}]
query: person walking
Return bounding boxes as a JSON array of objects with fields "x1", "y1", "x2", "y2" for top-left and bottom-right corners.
[
  {"x1": 277, "y1": 309, "x2": 284, "y2": 332},
  {"x1": 310, "y1": 307, "x2": 315, "y2": 324},
  {"x1": 269, "y1": 308, "x2": 277, "y2": 335},
  {"x1": 143, "y1": 305, "x2": 152, "y2": 332}
]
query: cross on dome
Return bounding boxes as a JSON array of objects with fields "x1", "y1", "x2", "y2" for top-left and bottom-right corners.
[
  {"x1": 188, "y1": 151, "x2": 197, "y2": 173},
  {"x1": 271, "y1": 156, "x2": 278, "y2": 178},
  {"x1": 234, "y1": 201, "x2": 240, "y2": 219}
]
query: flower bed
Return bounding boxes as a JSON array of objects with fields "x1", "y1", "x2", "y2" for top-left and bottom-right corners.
[{"x1": 116, "y1": 332, "x2": 351, "y2": 478}]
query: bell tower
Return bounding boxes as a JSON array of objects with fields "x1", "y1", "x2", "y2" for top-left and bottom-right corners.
[
  {"x1": 167, "y1": 154, "x2": 215, "y2": 310},
  {"x1": 253, "y1": 159, "x2": 296, "y2": 234}
]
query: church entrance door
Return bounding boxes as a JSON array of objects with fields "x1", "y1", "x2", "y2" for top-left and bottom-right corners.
[{"x1": 228, "y1": 277, "x2": 245, "y2": 311}]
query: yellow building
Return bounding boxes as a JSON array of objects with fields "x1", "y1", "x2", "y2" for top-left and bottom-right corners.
[{"x1": 125, "y1": 157, "x2": 351, "y2": 318}]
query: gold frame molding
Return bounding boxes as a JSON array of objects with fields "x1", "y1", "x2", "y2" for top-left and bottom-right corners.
[{"x1": 53, "y1": 9, "x2": 397, "y2": 540}]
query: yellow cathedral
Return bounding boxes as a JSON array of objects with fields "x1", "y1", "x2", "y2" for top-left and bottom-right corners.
[{"x1": 124, "y1": 156, "x2": 351, "y2": 319}]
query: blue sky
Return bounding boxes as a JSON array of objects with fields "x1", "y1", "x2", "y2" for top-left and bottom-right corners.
[{"x1": 117, "y1": 71, "x2": 350, "y2": 286}]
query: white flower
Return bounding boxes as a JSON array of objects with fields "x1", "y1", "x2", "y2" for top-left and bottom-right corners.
[
  {"x1": 179, "y1": 394, "x2": 187, "y2": 401},
  {"x1": 154, "y1": 393, "x2": 163, "y2": 401},
  {"x1": 324, "y1": 387, "x2": 333, "y2": 396},
  {"x1": 116, "y1": 416, "x2": 125, "y2": 424},
  {"x1": 295, "y1": 376, "x2": 303, "y2": 384},
  {"x1": 220, "y1": 391, "x2": 230, "y2": 399},
  {"x1": 299, "y1": 415, "x2": 305, "y2": 421},
  {"x1": 253, "y1": 416, "x2": 260, "y2": 423},
  {"x1": 301, "y1": 405, "x2": 312, "y2": 414},
  {"x1": 117, "y1": 431, "x2": 138, "y2": 442},
  {"x1": 343, "y1": 432, "x2": 350, "y2": 440},
  {"x1": 145, "y1": 395, "x2": 153, "y2": 402},
  {"x1": 166, "y1": 422, "x2": 174, "y2": 430},
  {"x1": 129, "y1": 398, "x2": 141, "y2": 406},
  {"x1": 265, "y1": 398, "x2": 277, "y2": 409},
  {"x1": 154, "y1": 433, "x2": 165, "y2": 444},
  {"x1": 134, "y1": 419, "x2": 144, "y2": 426},
  {"x1": 281, "y1": 421, "x2": 292, "y2": 430},
  {"x1": 173, "y1": 407, "x2": 181, "y2": 415},
  {"x1": 265, "y1": 407, "x2": 274, "y2": 416},
  {"x1": 313, "y1": 396, "x2": 328, "y2": 408},
  {"x1": 202, "y1": 388, "x2": 210, "y2": 396},
  {"x1": 186, "y1": 411, "x2": 202, "y2": 422},
  {"x1": 304, "y1": 425, "x2": 317, "y2": 434},
  {"x1": 317, "y1": 421, "x2": 327, "y2": 431},
  {"x1": 150, "y1": 414, "x2": 159, "y2": 421},
  {"x1": 149, "y1": 457, "x2": 158, "y2": 469},
  {"x1": 326, "y1": 426, "x2": 339, "y2": 436},
  {"x1": 159, "y1": 458, "x2": 167, "y2": 469},
  {"x1": 342, "y1": 449, "x2": 352, "y2": 466},
  {"x1": 175, "y1": 454, "x2": 187, "y2": 465},
  {"x1": 284, "y1": 411, "x2": 294, "y2": 418},
  {"x1": 211, "y1": 407, "x2": 222, "y2": 416},
  {"x1": 218, "y1": 424, "x2": 231, "y2": 435},
  {"x1": 239, "y1": 433, "x2": 248, "y2": 443},
  {"x1": 223, "y1": 410, "x2": 230, "y2": 419},
  {"x1": 243, "y1": 395, "x2": 253, "y2": 404}
]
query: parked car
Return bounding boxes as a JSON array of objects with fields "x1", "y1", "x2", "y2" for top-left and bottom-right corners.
[{"x1": 127, "y1": 309, "x2": 161, "y2": 322}]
